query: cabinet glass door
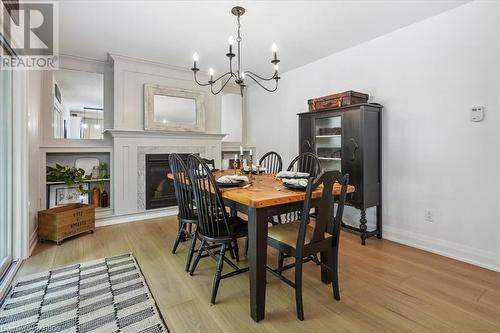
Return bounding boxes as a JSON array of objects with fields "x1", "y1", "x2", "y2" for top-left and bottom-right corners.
[
  {"x1": 0, "y1": 62, "x2": 13, "y2": 278},
  {"x1": 314, "y1": 115, "x2": 342, "y2": 171}
]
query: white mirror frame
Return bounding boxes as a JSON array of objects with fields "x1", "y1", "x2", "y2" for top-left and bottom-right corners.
[{"x1": 144, "y1": 84, "x2": 206, "y2": 132}]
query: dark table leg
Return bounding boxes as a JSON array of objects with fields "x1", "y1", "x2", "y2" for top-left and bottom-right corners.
[{"x1": 247, "y1": 206, "x2": 268, "y2": 322}]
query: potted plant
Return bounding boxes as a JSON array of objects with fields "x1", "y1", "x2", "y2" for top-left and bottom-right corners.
[
  {"x1": 46, "y1": 164, "x2": 89, "y2": 195},
  {"x1": 98, "y1": 162, "x2": 109, "y2": 179}
]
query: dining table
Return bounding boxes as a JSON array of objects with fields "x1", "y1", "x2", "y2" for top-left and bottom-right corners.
[{"x1": 168, "y1": 169, "x2": 355, "y2": 322}]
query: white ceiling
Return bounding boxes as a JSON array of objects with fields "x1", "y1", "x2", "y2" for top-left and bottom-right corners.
[{"x1": 57, "y1": 0, "x2": 469, "y2": 74}]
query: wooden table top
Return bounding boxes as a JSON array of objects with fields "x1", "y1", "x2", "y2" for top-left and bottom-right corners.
[{"x1": 168, "y1": 170, "x2": 355, "y2": 209}]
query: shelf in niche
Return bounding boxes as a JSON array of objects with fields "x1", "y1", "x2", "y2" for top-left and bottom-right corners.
[{"x1": 46, "y1": 178, "x2": 110, "y2": 185}]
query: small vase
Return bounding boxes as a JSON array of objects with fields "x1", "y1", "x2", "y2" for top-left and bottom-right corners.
[
  {"x1": 100, "y1": 189, "x2": 109, "y2": 208},
  {"x1": 92, "y1": 187, "x2": 101, "y2": 208}
]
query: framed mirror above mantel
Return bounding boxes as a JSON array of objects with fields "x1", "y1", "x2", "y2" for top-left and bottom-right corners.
[{"x1": 143, "y1": 84, "x2": 206, "y2": 132}]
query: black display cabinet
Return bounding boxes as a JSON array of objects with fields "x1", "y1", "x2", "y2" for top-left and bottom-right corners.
[{"x1": 298, "y1": 103, "x2": 382, "y2": 244}]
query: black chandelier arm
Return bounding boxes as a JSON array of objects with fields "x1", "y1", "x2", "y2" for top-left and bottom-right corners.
[
  {"x1": 193, "y1": 70, "x2": 233, "y2": 87},
  {"x1": 212, "y1": 71, "x2": 234, "y2": 85},
  {"x1": 211, "y1": 72, "x2": 236, "y2": 95},
  {"x1": 244, "y1": 70, "x2": 279, "y2": 82},
  {"x1": 193, "y1": 70, "x2": 211, "y2": 86},
  {"x1": 244, "y1": 72, "x2": 279, "y2": 93}
]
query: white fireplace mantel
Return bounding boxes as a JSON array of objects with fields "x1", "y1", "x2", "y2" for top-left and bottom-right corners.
[{"x1": 105, "y1": 129, "x2": 227, "y2": 140}]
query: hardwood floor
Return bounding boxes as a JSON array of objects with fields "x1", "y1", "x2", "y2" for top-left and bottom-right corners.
[{"x1": 20, "y1": 217, "x2": 500, "y2": 333}]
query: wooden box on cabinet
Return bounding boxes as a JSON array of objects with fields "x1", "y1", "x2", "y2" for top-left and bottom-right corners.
[
  {"x1": 298, "y1": 103, "x2": 382, "y2": 244},
  {"x1": 307, "y1": 91, "x2": 369, "y2": 112},
  {"x1": 38, "y1": 204, "x2": 95, "y2": 245}
]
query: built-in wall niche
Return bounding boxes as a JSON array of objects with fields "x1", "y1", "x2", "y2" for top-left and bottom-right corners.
[
  {"x1": 45, "y1": 152, "x2": 111, "y2": 212},
  {"x1": 53, "y1": 68, "x2": 104, "y2": 140}
]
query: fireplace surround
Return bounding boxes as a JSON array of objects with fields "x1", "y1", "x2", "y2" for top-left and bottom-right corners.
[{"x1": 106, "y1": 130, "x2": 225, "y2": 218}]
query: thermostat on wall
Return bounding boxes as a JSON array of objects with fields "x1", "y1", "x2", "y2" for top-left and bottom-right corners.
[{"x1": 471, "y1": 106, "x2": 484, "y2": 122}]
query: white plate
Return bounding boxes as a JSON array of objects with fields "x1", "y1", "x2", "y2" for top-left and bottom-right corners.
[{"x1": 75, "y1": 157, "x2": 100, "y2": 176}]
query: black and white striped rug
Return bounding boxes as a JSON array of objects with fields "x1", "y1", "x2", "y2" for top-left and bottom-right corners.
[{"x1": 0, "y1": 253, "x2": 169, "y2": 332}]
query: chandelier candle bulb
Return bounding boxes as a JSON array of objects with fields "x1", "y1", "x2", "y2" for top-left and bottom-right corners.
[
  {"x1": 228, "y1": 35, "x2": 235, "y2": 54},
  {"x1": 209, "y1": 68, "x2": 214, "y2": 82},
  {"x1": 272, "y1": 43, "x2": 278, "y2": 60},
  {"x1": 192, "y1": 52, "x2": 199, "y2": 69}
]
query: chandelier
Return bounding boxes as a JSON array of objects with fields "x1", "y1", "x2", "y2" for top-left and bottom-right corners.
[{"x1": 191, "y1": 6, "x2": 281, "y2": 95}]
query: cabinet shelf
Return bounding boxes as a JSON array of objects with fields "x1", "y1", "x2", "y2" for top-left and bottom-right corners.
[
  {"x1": 318, "y1": 157, "x2": 341, "y2": 161},
  {"x1": 316, "y1": 135, "x2": 341, "y2": 138}
]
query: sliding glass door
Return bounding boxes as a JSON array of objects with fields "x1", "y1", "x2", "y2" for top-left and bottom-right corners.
[{"x1": 0, "y1": 56, "x2": 13, "y2": 278}]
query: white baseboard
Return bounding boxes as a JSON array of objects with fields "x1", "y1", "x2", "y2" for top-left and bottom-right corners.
[
  {"x1": 95, "y1": 207, "x2": 178, "y2": 228},
  {"x1": 383, "y1": 225, "x2": 500, "y2": 272}
]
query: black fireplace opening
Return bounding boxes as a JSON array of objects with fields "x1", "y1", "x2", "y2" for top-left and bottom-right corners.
[{"x1": 145, "y1": 153, "x2": 190, "y2": 210}]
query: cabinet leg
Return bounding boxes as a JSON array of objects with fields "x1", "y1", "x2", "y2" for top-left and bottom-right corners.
[
  {"x1": 376, "y1": 205, "x2": 382, "y2": 239},
  {"x1": 359, "y1": 209, "x2": 367, "y2": 245}
]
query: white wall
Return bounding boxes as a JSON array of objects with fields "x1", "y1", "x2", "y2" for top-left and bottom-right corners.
[
  {"x1": 246, "y1": 1, "x2": 500, "y2": 271},
  {"x1": 27, "y1": 71, "x2": 43, "y2": 251},
  {"x1": 221, "y1": 93, "x2": 243, "y2": 142}
]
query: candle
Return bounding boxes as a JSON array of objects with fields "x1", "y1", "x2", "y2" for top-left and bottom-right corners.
[
  {"x1": 192, "y1": 52, "x2": 199, "y2": 69},
  {"x1": 228, "y1": 35, "x2": 234, "y2": 54},
  {"x1": 240, "y1": 146, "x2": 243, "y2": 155},
  {"x1": 249, "y1": 149, "x2": 253, "y2": 156},
  {"x1": 272, "y1": 43, "x2": 278, "y2": 61},
  {"x1": 234, "y1": 154, "x2": 238, "y2": 160},
  {"x1": 209, "y1": 68, "x2": 214, "y2": 82}
]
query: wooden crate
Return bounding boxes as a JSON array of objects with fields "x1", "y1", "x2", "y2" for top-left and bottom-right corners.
[
  {"x1": 308, "y1": 90, "x2": 369, "y2": 112},
  {"x1": 38, "y1": 204, "x2": 95, "y2": 245}
]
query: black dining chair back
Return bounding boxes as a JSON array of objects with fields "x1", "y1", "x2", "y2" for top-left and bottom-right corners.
[
  {"x1": 202, "y1": 158, "x2": 216, "y2": 170},
  {"x1": 287, "y1": 152, "x2": 322, "y2": 178},
  {"x1": 169, "y1": 153, "x2": 199, "y2": 271},
  {"x1": 259, "y1": 151, "x2": 283, "y2": 175},
  {"x1": 186, "y1": 154, "x2": 249, "y2": 304},
  {"x1": 187, "y1": 155, "x2": 230, "y2": 240},
  {"x1": 170, "y1": 153, "x2": 196, "y2": 221},
  {"x1": 266, "y1": 170, "x2": 349, "y2": 320},
  {"x1": 298, "y1": 170, "x2": 348, "y2": 249}
]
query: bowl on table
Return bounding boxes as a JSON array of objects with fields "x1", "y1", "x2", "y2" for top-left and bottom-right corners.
[
  {"x1": 282, "y1": 178, "x2": 309, "y2": 190},
  {"x1": 276, "y1": 171, "x2": 310, "y2": 179},
  {"x1": 216, "y1": 175, "x2": 249, "y2": 188}
]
